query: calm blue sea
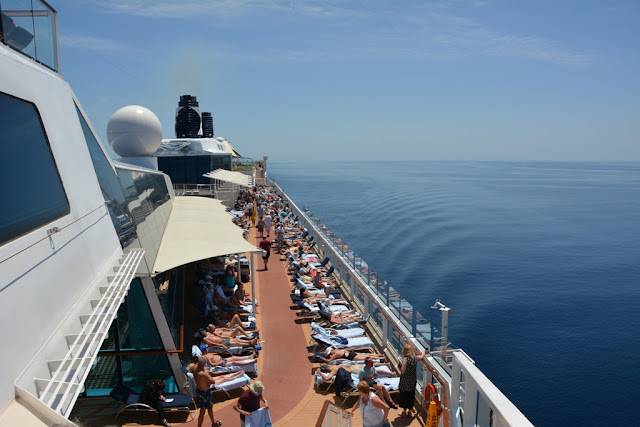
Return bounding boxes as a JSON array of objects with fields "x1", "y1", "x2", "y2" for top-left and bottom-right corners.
[{"x1": 269, "y1": 161, "x2": 640, "y2": 426}]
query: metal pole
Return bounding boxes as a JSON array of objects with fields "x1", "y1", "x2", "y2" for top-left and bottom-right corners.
[
  {"x1": 236, "y1": 254, "x2": 241, "y2": 285},
  {"x1": 250, "y1": 252, "x2": 256, "y2": 314}
]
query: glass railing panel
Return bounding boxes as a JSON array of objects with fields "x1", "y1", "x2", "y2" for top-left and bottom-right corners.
[
  {"x1": 387, "y1": 286, "x2": 400, "y2": 318},
  {"x1": 0, "y1": 0, "x2": 58, "y2": 71},
  {"x1": 415, "y1": 310, "x2": 432, "y2": 350},
  {"x1": 388, "y1": 324, "x2": 404, "y2": 357},
  {"x1": 398, "y1": 297, "x2": 414, "y2": 331},
  {"x1": 367, "y1": 298, "x2": 383, "y2": 338},
  {"x1": 354, "y1": 255, "x2": 362, "y2": 271},
  {"x1": 353, "y1": 283, "x2": 365, "y2": 310}
]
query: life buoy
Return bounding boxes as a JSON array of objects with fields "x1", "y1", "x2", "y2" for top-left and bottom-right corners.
[{"x1": 425, "y1": 383, "x2": 442, "y2": 412}]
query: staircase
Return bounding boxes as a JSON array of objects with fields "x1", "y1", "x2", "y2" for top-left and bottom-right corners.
[{"x1": 18, "y1": 249, "x2": 145, "y2": 419}]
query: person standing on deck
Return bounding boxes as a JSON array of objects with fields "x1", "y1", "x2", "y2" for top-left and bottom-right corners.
[
  {"x1": 193, "y1": 358, "x2": 222, "y2": 427},
  {"x1": 263, "y1": 212, "x2": 272, "y2": 237},
  {"x1": 256, "y1": 217, "x2": 265, "y2": 238},
  {"x1": 233, "y1": 380, "x2": 269, "y2": 427},
  {"x1": 398, "y1": 342, "x2": 427, "y2": 416},
  {"x1": 259, "y1": 236, "x2": 272, "y2": 270},
  {"x1": 275, "y1": 222, "x2": 285, "y2": 253},
  {"x1": 347, "y1": 380, "x2": 390, "y2": 427}
]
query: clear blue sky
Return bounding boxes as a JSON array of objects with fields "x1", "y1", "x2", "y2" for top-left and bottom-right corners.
[{"x1": 57, "y1": 0, "x2": 640, "y2": 162}]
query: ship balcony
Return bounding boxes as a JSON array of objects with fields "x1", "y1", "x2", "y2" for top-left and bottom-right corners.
[{"x1": 0, "y1": 0, "x2": 59, "y2": 71}]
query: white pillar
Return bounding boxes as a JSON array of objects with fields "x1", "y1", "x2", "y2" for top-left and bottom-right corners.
[{"x1": 250, "y1": 252, "x2": 256, "y2": 313}]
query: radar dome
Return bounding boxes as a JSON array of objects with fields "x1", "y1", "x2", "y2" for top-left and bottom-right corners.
[{"x1": 107, "y1": 105, "x2": 162, "y2": 157}]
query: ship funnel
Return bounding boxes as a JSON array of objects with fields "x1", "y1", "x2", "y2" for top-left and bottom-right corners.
[
  {"x1": 202, "y1": 112, "x2": 214, "y2": 137},
  {"x1": 175, "y1": 94, "x2": 201, "y2": 138}
]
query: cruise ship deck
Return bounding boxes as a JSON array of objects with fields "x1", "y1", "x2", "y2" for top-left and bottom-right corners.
[{"x1": 71, "y1": 223, "x2": 427, "y2": 427}]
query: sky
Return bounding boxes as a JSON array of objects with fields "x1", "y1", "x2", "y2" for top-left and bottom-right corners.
[{"x1": 55, "y1": 0, "x2": 640, "y2": 162}]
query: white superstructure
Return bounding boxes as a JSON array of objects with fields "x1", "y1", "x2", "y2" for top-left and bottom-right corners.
[{"x1": 0, "y1": 3, "x2": 259, "y2": 424}]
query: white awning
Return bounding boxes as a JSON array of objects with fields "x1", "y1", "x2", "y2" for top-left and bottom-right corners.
[
  {"x1": 152, "y1": 196, "x2": 260, "y2": 274},
  {"x1": 203, "y1": 169, "x2": 252, "y2": 187}
]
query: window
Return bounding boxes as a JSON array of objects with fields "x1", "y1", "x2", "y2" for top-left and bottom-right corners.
[
  {"x1": 75, "y1": 105, "x2": 138, "y2": 248},
  {"x1": 0, "y1": 92, "x2": 69, "y2": 244}
]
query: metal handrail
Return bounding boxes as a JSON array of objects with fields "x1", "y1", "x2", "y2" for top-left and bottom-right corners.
[{"x1": 39, "y1": 249, "x2": 145, "y2": 416}]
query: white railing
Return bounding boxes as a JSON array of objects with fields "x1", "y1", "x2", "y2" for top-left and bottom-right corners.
[
  {"x1": 172, "y1": 183, "x2": 216, "y2": 196},
  {"x1": 35, "y1": 249, "x2": 145, "y2": 417},
  {"x1": 450, "y1": 351, "x2": 533, "y2": 427}
]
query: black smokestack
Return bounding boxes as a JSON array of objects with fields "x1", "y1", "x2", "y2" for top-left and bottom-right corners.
[{"x1": 175, "y1": 94, "x2": 201, "y2": 138}]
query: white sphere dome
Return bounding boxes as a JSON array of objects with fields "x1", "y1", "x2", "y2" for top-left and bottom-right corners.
[{"x1": 107, "y1": 105, "x2": 162, "y2": 157}]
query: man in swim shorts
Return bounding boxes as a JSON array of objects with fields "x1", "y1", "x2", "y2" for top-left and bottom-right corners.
[
  {"x1": 194, "y1": 358, "x2": 222, "y2": 427},
  {"x1": 200, "y1": 328, "x2": 260, "y2": 350}
]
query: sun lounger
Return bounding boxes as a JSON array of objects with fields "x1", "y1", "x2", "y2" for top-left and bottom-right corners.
[
  {"x1": 183, "y1": 368, "x2": 251, "y2": 400},
  {"x1": 310, "y1": 322, "x2": 365, "y2": 339},
  {"x1": 313, "y1": 367, "x2": 397, "y2": 396},
  {"x1": 310, "y1": 333, "x2": 376, "y2": 351},
  {"x1": 309, "y1": 256, "x2": 329, "y2": 268},
  {"x1": 110, "y1": 384, "x2": 196, "y2": 421}
]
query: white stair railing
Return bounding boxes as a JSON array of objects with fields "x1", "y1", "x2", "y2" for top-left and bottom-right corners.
[{"x1": 35, "y1": 249, "x2": 145, "y2": 417}]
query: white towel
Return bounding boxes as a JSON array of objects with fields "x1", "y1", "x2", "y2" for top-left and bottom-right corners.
[{"x1": 244, "y1": 407, "x2": 272, "y2": 427}]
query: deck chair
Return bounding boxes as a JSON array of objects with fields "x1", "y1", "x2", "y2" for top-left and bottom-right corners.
[
  {"x1": 338, "y1": 373, "x2": 401, "y2": 406},
  {"x1": 182, "y1": 367, "x2": 251, "y2": 400},
  {"x1": 295, "y1": 300, "x2": 319, "y2": 320},
  {"x1": 310, "y1": 322, "x2": 366, "y2": 339},
  {"x1": 314, "y1": 365, "x2": 396, "y2": 391},
  {"x1": 310, "y1": 333, "x2": 376, "y2": 352},
  {"x1": 323, "y1": 266, "x2": 335, "y2": 278},
  {"x1": 110, "y1": 384, "x2": 196, "y2": 421},
  {"x1": 313, "y1": 309, "x2": 367, "y2": 329},
  {"x1": 189, "y1": 348, "x2": 259, "y2": 375},
  {"x1": 309, "y1": 257, "x2": 330, "y2": 269}
]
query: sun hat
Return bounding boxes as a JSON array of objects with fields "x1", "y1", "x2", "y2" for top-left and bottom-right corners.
[{"x1": 249, "y1": 380, "x2": 264, "y2": 395}]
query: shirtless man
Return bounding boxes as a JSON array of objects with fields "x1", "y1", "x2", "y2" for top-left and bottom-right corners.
[
  {"x1": 201, "y1": 346, "x2": 257, "y2": 368},
  {"x1": 193, "y1": 358, "x2": 225, "y2": 427},
  {"x1": 199, "y1": 328, "x2": 259, "y2": 351},
  {"x1": 207, "y1": 323, "x2": 258, "y2": 339},
  {"x1": 317, "y1": 348, "x2": 386, "y2": 364},
  {"x1": 210, "y1": 310, "x2": 253, "y2": 330}
]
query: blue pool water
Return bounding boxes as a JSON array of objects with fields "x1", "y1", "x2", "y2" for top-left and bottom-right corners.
[{"x1": 269, "y1": 161, "x2": 640, "y2": 426}]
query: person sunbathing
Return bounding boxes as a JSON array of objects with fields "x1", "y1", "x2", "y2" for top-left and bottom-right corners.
[
  {"x1": 318, "y1": 348, "x2": 386, "y2": 364},
  {"x1": 317, "y1": 302, "x2": 367, "y2": 324},
  {"x1": 298, "y1": 284, "x2": 342, "y2": 300},
  {"x1": 358, "y1": 357, "x2": 398, "y2": 409},
  {"x1": 199, "y1": 328, "x2": 259, "y2": 351},
  {"x1": 322, "y1": 312, "x2": 368, "y2": 325},
  {"x1": 234, "y1": 282, "x2": 252, "y2": 304},
  {"x1": 200, "y1": 346, "x2": 257, "y2": 368},
  {"x1": 301, "y1": 296, "x2": 349, "y2": 307},
  {"x1": 209, "y1": 311, "x2": 254, "y2": 331},
  {"x1": 207, "y1": 323, "x2": 258, "y2": 339},
  {"x1": 315, "y1": 363, "x2": 394, "y2": 382}
]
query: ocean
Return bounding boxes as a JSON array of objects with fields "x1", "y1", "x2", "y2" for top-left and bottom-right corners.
[{"x1": 269, "y1": 161, "x2": 640, "y2": 426}]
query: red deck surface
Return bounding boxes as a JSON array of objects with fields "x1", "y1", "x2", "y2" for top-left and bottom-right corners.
[{"x1": 183, "y1": 227, "x2": 312, "y2": 426}]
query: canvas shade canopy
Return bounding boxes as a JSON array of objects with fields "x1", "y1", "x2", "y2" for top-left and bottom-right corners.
[
  {"x1": 203, "y1": 169, "x2": 252, "y2": 187},
  {"x1": 152, "y1": 196, "x2": 261, "y2": 274}
]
